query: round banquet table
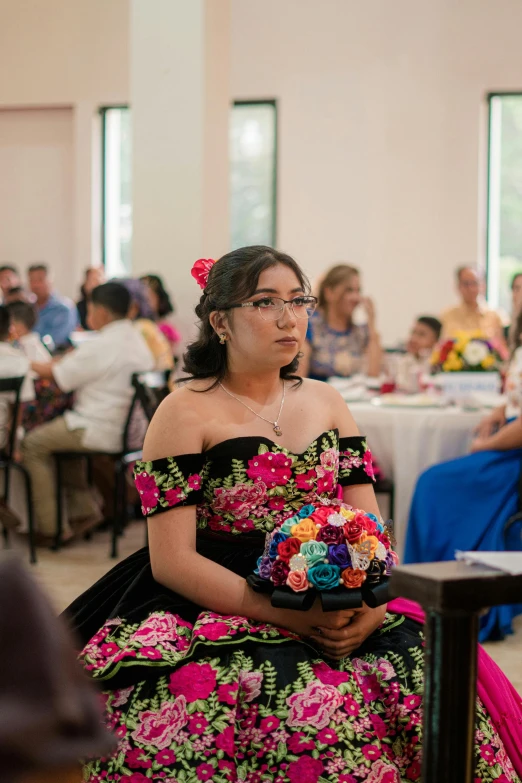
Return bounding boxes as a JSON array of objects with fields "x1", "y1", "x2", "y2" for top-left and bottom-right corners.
[{"x1": 348, "y1": 401, "x2": 484, "y2": 559}]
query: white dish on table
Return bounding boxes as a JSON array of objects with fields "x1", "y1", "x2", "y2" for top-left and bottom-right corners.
[{"x1": 371, "y1": 393, "x2": 447, "y2": 409}]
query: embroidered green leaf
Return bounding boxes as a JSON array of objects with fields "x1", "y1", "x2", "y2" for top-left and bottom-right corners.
[
  {"x1": 276, "y1": 741, "x2": 287, "y2": 763},
  {"x1": 258, "y1": 443, "x2": 269, "y2": 455}
]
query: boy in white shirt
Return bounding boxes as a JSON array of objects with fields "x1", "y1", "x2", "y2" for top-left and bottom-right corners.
[
  {"x1": 7, "y1": 301, "x2": 52, "y2": 363},
  {"x1": 22, "y1": 282, "x2": 154, "y2": 541}
]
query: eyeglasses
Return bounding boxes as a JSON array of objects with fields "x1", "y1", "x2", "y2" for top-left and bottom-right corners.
[{"x1": 226, "y1": 295, "x2": 318, "y2": 321}]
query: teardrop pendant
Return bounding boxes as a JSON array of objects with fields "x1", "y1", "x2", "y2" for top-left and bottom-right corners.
[{"x1": 273, "y1": 425, "x2": 283, "y2": 437}]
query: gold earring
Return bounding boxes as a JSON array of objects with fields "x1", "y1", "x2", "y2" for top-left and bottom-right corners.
[{"x1": 219, "y1": 333, "x2": 228, "y2": 344}]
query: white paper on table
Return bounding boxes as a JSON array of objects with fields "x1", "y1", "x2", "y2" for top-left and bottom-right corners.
[{"x1": 455, "y1": 550, "x2": 522, "y2": 576}]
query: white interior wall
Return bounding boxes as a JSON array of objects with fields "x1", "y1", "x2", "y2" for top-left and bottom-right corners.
[
  {"x1": 230, "y1": 0, "x2": 522, "y2": 343},
  {"x1": 0, "y1": 0, "x2": 129, "y2": 298}
]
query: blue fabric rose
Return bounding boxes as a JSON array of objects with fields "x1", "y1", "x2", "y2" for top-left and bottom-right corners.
[
  {"x1": 366, "y1": 513, "x2": 378, "y2": 522},
  {"x1": 298, "y1": 504, "x2": 316, "y2": 519},
  {"x1": 280, "y1": 515, "x2": 300, "y2": 535},
  {"x1": 328, "y1": 543, "x2": 351, "y2": 569},
  {"x1": 255, "y1": 556, "x2": 273, "y2": 579},
  {"x1": 307, "y1": 563, "x2": 341, "y2": 591},
  {"x1": 268, "y1": 531, "x2": 289, "y2": 559}
]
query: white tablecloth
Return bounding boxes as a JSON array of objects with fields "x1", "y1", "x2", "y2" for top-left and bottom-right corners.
[{"x1": 348, "y1": 402, "x2": 484, "y2": 558}]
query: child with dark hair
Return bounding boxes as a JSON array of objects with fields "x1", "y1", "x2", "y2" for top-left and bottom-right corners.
[
  {"x1": 7, "y1": 301, "x2": 51, "y2": 363},
  {"x1": 393, "y1": 315, "x2": 443, "y2": 392},
  {"x1": 0, "y1": 305, "x2": 35, "y2": 446},
  {"x1": 0, "y1": 556, "x2": 115, "y2": 783}
]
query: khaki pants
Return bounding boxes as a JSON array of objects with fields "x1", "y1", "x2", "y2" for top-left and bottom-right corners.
[{"x1": 21, "y1": 416, "x2": 101, "y2": 536}]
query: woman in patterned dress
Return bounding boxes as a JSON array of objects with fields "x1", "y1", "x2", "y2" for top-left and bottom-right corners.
[{"x1": 66, "y1": 246, "x2": 521, "y2": 783}]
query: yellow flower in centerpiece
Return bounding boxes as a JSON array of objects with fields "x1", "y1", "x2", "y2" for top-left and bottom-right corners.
[
  {"x1": 290, "y1": 518, "x2": 318, "y2": 543},
  {"x1": 339, "y1": 507, "x2": 356, "y2": 521},
  {"x1": 443, "y1": 351, "x2": 464, "y2": 372},
  {"x1": 481, "y1": 355, "x2": 495, "y2": 369}
]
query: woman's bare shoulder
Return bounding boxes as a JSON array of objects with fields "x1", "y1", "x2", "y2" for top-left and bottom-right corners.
[
  {"x1": 143, "y1": 379, "x2": 219, "y2": 460},
  {"x1": 298, "y1": 378, "x2": 360, "y2": 437}
]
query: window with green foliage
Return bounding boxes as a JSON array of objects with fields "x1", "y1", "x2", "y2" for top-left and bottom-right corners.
[
  {"x1": 230, "y1": 101, "x2": 277, "y2": 250},
  {"x1": 101, "y1": 106, "x2": 132, "y2": 277},
  {"x1": 487, "y1": 94, "x2": 522, "y2": 313}
]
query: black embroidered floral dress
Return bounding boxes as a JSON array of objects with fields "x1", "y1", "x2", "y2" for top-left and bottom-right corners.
[{"x1": 66, "y1": 431, "x2": 519, "y2": 783}]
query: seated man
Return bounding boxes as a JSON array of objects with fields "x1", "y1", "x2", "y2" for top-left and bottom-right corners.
[
  {"x1": 28, "y1": 263, "x2": 79, "y2": 349},
  {"x1": 393, "y1": 316, "x2": 442, "y2": 392},
  {"x1": 22, "y1": 282, "x2": 154, "y2": 542},
  {"x1": 441, "y1": 267, "x2": 506, "y2": 343},
  {"x1": 0, "y1": 264, "x2": 21, "y2": 299}
]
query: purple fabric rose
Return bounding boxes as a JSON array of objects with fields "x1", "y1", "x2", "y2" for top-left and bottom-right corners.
[
  {"x1": 316, "y1": 524, "x2": 344, "y2": 546},
  {"x1": 256, "y1": 556, "x2": 273, "y2": 580},
  {"x1": 328, "y1": 543, "x2": 351, "y2": 569}
]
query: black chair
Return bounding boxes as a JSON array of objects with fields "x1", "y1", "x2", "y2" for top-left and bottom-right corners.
[
  {"x1": 53, "y1": 388, "x2": 143, "y2": 558},
  {"x1": 0, "y1": 376, "x2": 36, "y2": 564},
  {"x1": 131, "y1": 370, "x2": 171, "y2": 422},
  {"x1": 374, "y1": 477, "x2": 395, "y2": 522}
]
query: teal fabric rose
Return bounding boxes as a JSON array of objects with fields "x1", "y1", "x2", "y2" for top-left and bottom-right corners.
[
  {"x1": 298, "y1": 504, "x2": 316, "y2": 519},
  {"x1": 307, "y1": 563, "x2": 341, "y2": 591},
  {"x1": 280, "y1": 515, "x2": 300, "y2": 535},
  {"x1": 300, "y1": 540, "x2": 328, "y2": 567}
]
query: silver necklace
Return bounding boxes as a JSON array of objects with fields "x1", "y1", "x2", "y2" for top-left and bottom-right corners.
[{"x1": 219, "y1": 381, "x2": 286, "y2": 437}]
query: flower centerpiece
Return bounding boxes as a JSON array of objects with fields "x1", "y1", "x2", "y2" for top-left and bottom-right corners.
[
  {"x1": 247, "y1": 501, "x2": 397, "y2": 611},
  {"x1": 431, "y1": 331, "x2": 503, "y2": 373}
]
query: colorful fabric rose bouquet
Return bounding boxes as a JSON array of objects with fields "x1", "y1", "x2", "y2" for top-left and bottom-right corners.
[
  {"x1": 247, "y1": 501, "x2": 397, "y2": 611},
  {"x1": 431, "y1": 331, "x2": 504, "y2": 373}
]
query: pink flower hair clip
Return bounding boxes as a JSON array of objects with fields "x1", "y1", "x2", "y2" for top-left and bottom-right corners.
[{"x1": 191, "y1": 258, "x2": 216, "y2": 291}]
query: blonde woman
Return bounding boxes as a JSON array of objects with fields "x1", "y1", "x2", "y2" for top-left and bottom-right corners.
[{"x1": 300, "y1": 264, "x2": 382, "y2": 379}]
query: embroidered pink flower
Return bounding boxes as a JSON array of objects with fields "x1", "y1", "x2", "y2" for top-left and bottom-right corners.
[
  {"x1": 196, "y1": 621, "x2": 229, "y2": 640},
  {"x1": 208, "y1": 514, "x2": 230, "y2": 532},
  {"x1": 187, "y1": 473, "x2": 202, "y2": 490},
  {"x1": 295, "y1": 469, "x2": 317, "y2": 490},
  {"x1": 376, "y1": 658, "x2": 396, "y2": 680},
  {"x1": 316, "y1": 727, "x2": 339, "y2": 744},
  {"x1": 246, "y1": 452, "x2": 293, "y2": 488},
  {"x1": 363, "y1": 449, "x2": 376, "y2": 479},
  {"x1": 100, "y1": 642, "x2": 119, "y2": 657},
  {"x1": 168, "y1": 662, "x2": 217, "y2": 702},
  {"x1": 312, "y1": 661, "x2": 350, "y2": 686},
  {"x1": 191, "y1": 258, "x2": 215, "y2": 290},
  {"x1": 404, "y1": 694, "x2": 422, "y2": 711},
  {"x1": 140, "y1": 646, "x2": 163, "y2": 660},
  {"x1": 287, "y1": 755, "x2": 324, "y2": 783},
  {"x1": 215, "y1": 725, "x2": 235, "y2": 756},
  {"x1": 217, "y1": 682, "x2": 239, "y2": 704},
  {"x1": 125, "y1": 749, "x2": 152, "y2": 769},
  {"x1": 366, "y1": 760, "x2": 401, "y2": 783},
  {"x1": 131, "y1": 696, "x2": 188, "y2": 749},
  {"x1": 268, "y1": 496, "x2": 286, "y2": 510},
  {"x1": 196, "y1": 762, "x2": 215, "y2": 781},
  {"x1": 288, "y1": 731, "x2": 315, "y2": 753},
  {"x1": 286, "y1": 681, "x2": 344, "y2": 729},
  {"x1": 362, "y1": 744, "x2": 383, "y2": 760},
  {"x1": 239, "y1": 670, "x2": 263, "y2": 702},
  {"x1": 218, "y1": 760, "x2": 236, "y2": 780},
  {"x1": 112, "y1": 686, "x2": 134, "y2": 708},
  {"x1": 339, "y1": 776, "x2": 358, "y2": 783},
  {"x1": 188, "y1": 713, "x2": 209, "y2": 735},
  {"x1": 344, "y1": 694, "x2": 361, "y2": 716},
  {"x1": 165, "y1": 487, "x2": 186, "y2": 506},
  {"x1": 232, "y1": 518, "x2": 255, "y2": 533},
  {"x1": 479, "y1": 744, "x2": 496, "y2": 764},
  {"x1": 370, "y1": 713, "x2": 388, "y2": 739},
  {"x1": 121, "y1": 774, "x2": 149, "y2": 783},
  {"x1": 320, "y1": 448, "x2": 338, "y2": 472},
  {"x1": 356, "y1": 672, "x2": 382, "y2": 703},
  {"x1": 317, "y1": 471, "x2": 335, "y2": 493},
  {"x1": 406, "y1": 761, "x2": 421, "y2": 780},
  {"x1": 135, "y1": 471, "x2": 160, "y2": 513},
  {"x1": 130, "y1": 613, "x2": 179, "y2": 646},
  {"x1": 213, "y1": 481, "x2": 268, "y2": 518},
  {"x1": 155, "y1": 749, "x2": 176, "y2": 765},
  {"x1": 260, "y1": 716, "x2": 280, "y2": 733}
]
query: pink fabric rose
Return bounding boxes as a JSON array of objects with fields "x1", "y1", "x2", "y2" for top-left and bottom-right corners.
[
  {"x1": 130, "y1": 613, "x2": 179, "y2": 646},
  {"x1": 286, "y1": 681, "x2": 344, "y2": 729},
  {"x1": 310, "y1": 506, "x2": 334, "y2": 526},
  {"x1": 312, "y1": 661, "x2": 350, "y2": 686},
  {"x1": 287, "y1": 755, "x2": 324, "y2": 783},
  {"x1": 191, "y1": 258, "x2": 215, "y2": 290},
  {"x1": 286, "y1": 570, "x2": 309, "y2": 592},
  {"x1": 246, "y1": 452, "x2": 293, "y2": 487},
  {"x1": 238, "y1": 670, "x2": 263, "y2": 702},
  {"x1": 168, "y1": 662, "x2": 217, "y2": 702},
  {"x1": 131, "y1": 696, "x2": 188, "y2": 749},
  {"x1": 135, "y1": 472, "x2": 160, "y2": 514}
]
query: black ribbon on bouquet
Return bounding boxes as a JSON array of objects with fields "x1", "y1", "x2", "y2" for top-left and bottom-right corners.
[{"x1": 246, "y1": 574, "x2": 390, "y2": 612}]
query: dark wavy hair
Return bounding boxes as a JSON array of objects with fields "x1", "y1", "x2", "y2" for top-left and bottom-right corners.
[
  {"x1": 140, "y1": 274, "x2": 174, "y2": 318},
  {"x1": 183, "y1": 246, "x2": 310, "y2": 389}
]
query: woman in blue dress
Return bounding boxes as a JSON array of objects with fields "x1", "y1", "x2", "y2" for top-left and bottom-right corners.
[{"x1": 406, "y1": 287, "x2": 522, "y2": 641}]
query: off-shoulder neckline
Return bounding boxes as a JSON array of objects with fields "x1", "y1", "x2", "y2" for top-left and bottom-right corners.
[{"x1": 142, "y1": 429, "x2": 365, "y2": 463}]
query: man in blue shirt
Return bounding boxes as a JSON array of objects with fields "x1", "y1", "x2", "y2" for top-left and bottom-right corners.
[{"x1": 27, "y1": 263, "x2": 79, "y2": 348}]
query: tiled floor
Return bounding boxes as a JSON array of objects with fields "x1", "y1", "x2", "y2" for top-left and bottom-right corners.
[{"x1": 10, "y1": 521, "x2": 522, "y2": 694}]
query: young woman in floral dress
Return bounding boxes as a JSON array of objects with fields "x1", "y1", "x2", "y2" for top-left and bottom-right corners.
[{"x1": 66, "y1": 246, "x2": 521, "y2": 783}]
